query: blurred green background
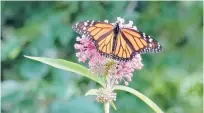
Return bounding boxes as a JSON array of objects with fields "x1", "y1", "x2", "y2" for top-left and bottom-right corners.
[{"x1": 1, "y1": 1, "x2": 203, "y2": 113}]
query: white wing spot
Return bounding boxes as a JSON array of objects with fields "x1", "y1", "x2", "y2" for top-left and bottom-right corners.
[
  {"x1": 104, "y1": 20, "x2": 108, "y2": 23},
  {"x1": 83, "y1": 27, "x2": 86, "y2": 30},
  {"x1": 149, "y1": 39, "x2": 153, "y2": 42},
  {"x1": 142, "y1": 33, "x2": 146, "y2": 37}
]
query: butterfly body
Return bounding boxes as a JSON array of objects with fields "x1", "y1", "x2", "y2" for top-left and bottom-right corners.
[
  {"x1": 73, "y1": 19, "x2": 162, "y2": 62},
  {"x1": 112, "y1": 23, "x2": 120, "y2": 53}
]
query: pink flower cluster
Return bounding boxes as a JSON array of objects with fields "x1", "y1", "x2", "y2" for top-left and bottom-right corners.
[
  {"x1": 108, "y1": 55, "x2": 143, "y2": 86},
  {"x1": 74, "y1": 35, "x2": 143, "y2": 86},
  {"x1": 74, "y1": 17, "x2": 143, "y2": 86}
]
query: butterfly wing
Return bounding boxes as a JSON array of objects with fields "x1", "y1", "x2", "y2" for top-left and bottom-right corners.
[
  {"x1": 112, "y1": 32, "x2": 133, "y2": 61},
  {"x1": 73, "y1": 21, "x2": 163, "y2": 61},
  {"x1": 112, "y1": 28, "x2": 163, "y2": 61},
  {"x1": 72, "y1": 21, "x2": 115, "y2": 57}
]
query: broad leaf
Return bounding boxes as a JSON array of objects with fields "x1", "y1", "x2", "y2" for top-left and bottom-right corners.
[
  {"x1": 113, "y1": 85, "x2": 164, "y2": 113},
  {"x1": 24, "y1": 56, "x2": 104, "y2": 86}
]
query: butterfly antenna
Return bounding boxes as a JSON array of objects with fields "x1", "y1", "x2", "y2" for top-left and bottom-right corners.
[
  {"x1": 110, "y1": 12, "x2": 115, "y2": 18},
  {"x1": 105, "y1": 10, "x2": 116, "y2": 21},
  {"x1": 110, "y1": 12, "x2": 117, "y2": 21}
]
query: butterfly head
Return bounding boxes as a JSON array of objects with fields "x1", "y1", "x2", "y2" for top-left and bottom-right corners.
[
  {"x1": 114, "y1": 22, "x2": 120, "y2": 34},
  {"x1": 115, "y1": 17, "x2": 125, "y2": 27},
  {"x1": 114, "y1": 17, "x2": 136, "y2": 30}
]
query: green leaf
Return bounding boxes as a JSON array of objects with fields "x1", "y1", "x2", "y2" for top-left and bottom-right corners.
[
  {"x1": 24, "y1": 56, "x2": 104, "y2": 86},
  {"x1": 85, "y1": 89, "x2": 117, "y2": 110},
  {"x1": 110, "y1": 102, "x2": 117, "y2": 111},
  {"x1": 85, "y1": 89, "x2": 98, "y2": 96},
  {"x1": 113, "y1": 85, "x2": 164, "y2": 113}
]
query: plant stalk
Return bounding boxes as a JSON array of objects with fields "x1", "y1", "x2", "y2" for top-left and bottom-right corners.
[{"x1": 104, "y1": 102, "x2": 110, "y2": 113}]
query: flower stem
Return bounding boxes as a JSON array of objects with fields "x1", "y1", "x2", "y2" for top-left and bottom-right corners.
[{"x1": 104, "y1": 102, "x2": 110, "y2": 113}]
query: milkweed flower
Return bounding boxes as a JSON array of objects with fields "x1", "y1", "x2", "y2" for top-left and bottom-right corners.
[
  {"x1": 74, "y1": 17, "x2": 146, "y2": 104},
  {"x1": 96, "y1": 87, "x2": 117, "y2": 103},
  {"x1": 74, "y1": 17, "x2": 143, "y2": 86}
]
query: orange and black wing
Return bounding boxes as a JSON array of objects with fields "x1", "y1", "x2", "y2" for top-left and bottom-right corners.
[
  {"x1": 112, "y1": 32, "x2": 133, "y2": 61},
  {"x1": 112, "y1": 28, "x2": 162, "y2": 61},
  {"x1": 72, "y1": 21, "x2": 115, "y2": 57}
]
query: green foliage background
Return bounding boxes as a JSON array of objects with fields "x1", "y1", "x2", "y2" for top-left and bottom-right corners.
[{"x1": 1, "y1": 1, "x2": 203, "y2": 113}]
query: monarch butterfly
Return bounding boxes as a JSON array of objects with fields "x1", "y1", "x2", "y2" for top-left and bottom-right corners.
[{"x1": 72, "y1": 19, "x2": 162, "y2": 61}]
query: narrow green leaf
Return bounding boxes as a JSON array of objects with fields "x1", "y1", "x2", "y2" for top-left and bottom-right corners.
[
  {"x1": 85, "y1": 89, "x2": 98, "y2": 96},
  {"x1": 113, "y1": 85, "x2": 164, "y2": 113},
  {"x1": 24, "y1": 56, "x2": 104, "y2": 86},
  {"x1": 110, "y1": 102, "x2": 117, "y2": 110}
]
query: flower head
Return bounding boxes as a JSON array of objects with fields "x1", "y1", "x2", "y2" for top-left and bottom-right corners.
[
  {"x1": 74, "y1": 17, "x2": 143, "y2": 86},
  {"x1": 96, "y1": 87, "x2": 116, "y2": 103}
]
